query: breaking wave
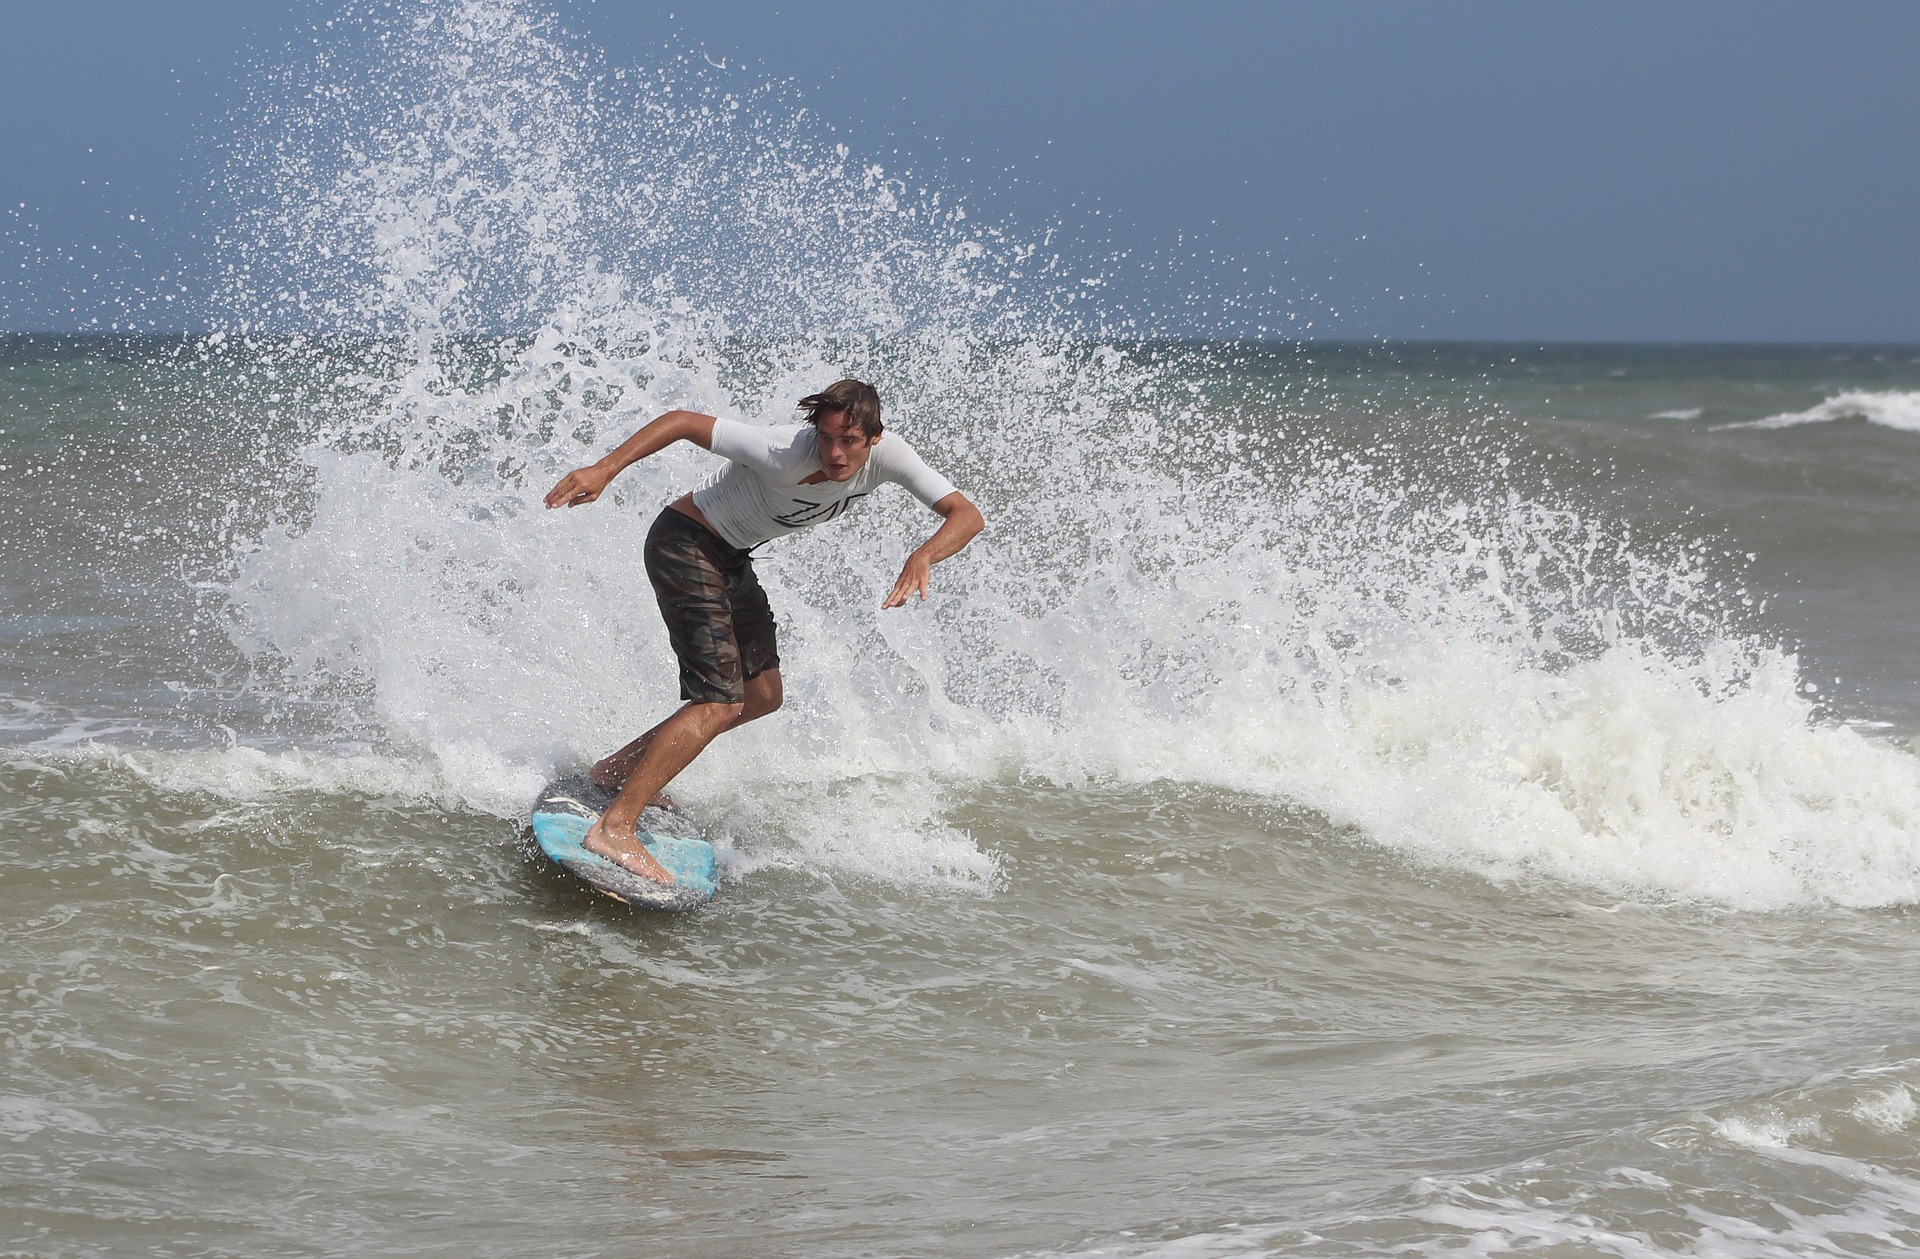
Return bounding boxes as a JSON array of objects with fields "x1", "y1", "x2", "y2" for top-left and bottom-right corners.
[{"x1": 201, "y1": 0, "x2": 1920, "y2": 907}]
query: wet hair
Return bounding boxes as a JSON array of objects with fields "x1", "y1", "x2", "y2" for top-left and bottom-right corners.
[{"x1": 797, "y1": 379, "x2": 883, "y2": 440}]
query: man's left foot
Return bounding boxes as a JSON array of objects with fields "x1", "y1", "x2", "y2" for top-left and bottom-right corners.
[{"x1": 582, "y1": 816, "x2": 676, "y2": 885}]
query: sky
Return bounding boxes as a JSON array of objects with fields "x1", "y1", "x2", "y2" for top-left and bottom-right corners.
[{"x1": 3, "y1": 0, "x2": 1917, "y2": 341}]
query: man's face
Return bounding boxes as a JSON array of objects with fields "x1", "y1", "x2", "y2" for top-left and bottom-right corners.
[{"x1": 816, "y1": 409, "x2": 880, "y2": 481}]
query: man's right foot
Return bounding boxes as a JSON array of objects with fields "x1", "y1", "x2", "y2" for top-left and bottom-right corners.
[{"x1": 582, "y1": 817, "x2": 676, "y2": 885}]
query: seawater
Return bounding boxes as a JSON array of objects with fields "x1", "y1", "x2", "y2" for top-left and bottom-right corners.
[{"x1": 7, "y1": 3, "x2": 1920, "y2": 1256}]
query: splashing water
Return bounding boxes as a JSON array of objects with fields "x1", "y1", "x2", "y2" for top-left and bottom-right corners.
[{"x1": 205, "y1": 0, "x2": 1920, "y2": 907}]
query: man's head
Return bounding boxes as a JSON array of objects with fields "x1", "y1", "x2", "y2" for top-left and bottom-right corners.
[{"x1": 798, "y1": 379, "x2": 883, "y2": 481}]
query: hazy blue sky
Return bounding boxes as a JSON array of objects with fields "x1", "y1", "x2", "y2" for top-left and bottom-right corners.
[{"x1": 4, "y1": 0, "x2": 1917, "y2": 340}]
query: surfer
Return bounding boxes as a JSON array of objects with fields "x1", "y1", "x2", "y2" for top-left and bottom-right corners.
[{"x1": 542, "y1": 379, "x2": 984, "y2": 885}]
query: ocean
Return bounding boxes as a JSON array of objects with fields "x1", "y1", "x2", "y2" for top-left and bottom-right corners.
[{"x1": 8, "y1": 5, "x2": 1920, "y2": 1257}]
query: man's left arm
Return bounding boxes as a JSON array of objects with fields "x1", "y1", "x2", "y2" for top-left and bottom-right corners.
[{"x1": 883, "y1": 492, "x2": 985, "y2": 609}]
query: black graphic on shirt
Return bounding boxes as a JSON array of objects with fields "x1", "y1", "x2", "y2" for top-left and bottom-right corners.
[{"x1": 776, "y1": 492, "x2": 870, "y2": 528}]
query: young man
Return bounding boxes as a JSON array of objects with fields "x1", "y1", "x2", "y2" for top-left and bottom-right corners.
[{"x1": 543, "y1": 379, "x2": 984, "y2": 885}]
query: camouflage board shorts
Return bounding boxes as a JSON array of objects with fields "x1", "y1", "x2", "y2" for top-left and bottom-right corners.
[{"x1": 644, "y1": 507, "x2": 780, "y2": 704}]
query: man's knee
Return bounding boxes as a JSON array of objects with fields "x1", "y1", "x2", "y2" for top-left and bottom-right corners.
[
  {"x1": 686, "y1": 698, "x2": 746, "y2": 729},
  {"x1": 743, "y1": 672, "x2": 783, "y2": 720}
]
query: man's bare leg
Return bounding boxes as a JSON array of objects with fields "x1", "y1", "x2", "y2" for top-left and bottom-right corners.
[
  {"x1": 589, "y1": 714, "x2": 676, "y2": 796},
  {"x1": 590, "y1": 670, "x2": 783, "y2": 791},
  {"x1": 583, "y1": 670, "x2": 782, "y2": 884}
]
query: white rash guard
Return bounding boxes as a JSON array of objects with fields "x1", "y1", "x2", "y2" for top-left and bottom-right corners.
[{"x1": 691, "y1": 418, "x2": 960, "y2": 551}]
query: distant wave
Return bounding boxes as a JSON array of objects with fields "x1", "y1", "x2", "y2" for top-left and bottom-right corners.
[{"x1": 1717, "y1": 389, "x2": 1920, "y2": 432}]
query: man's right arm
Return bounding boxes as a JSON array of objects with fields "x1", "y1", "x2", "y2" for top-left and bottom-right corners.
[{"x1": 543, "y1": 410, "x2": 717, "y2": 509}]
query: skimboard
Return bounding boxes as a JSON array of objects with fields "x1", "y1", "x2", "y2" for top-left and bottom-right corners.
[{"x1": 529, "y1": 773, "x2": 718, "y2": 912}]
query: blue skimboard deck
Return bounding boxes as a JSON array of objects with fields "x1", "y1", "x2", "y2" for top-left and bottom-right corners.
[{"x1": 529, "y1": 774, "x2": 718, "y2": 912}]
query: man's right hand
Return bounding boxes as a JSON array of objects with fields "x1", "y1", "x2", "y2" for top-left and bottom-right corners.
[
  {"x1": 543, "y1": 411, "x2": 717, "y2": 510},
  {"x1": 544, "y1": 464, "x2": 614, "y2": 509}
]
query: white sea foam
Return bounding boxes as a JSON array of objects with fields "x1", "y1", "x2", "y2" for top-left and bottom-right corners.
[
  {"x1": 0, "y1": 1095, "x2": 106, "y2": 1141},
  {"x1": 91, "y1": 743, "x2": 466, "y2": 807},
  {"x1": 1046, "y1": 1063, "x2": 1920, "y2": 1257},
  {"x1": 1720, "y1": 389, "x2": 1920, "y2": 432},
  {"x1": 207, "y1": 0, "x2": 1920, "y2": 907},
  {"x1": 1854, "y1": 1086, "x2": 1920, "y2": 1133},
  {"x1": 1715, "y1": 1108, "x2": 1828, "y2": 1150}
]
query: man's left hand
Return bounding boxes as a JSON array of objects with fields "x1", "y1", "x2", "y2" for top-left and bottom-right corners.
[
  {"x1": 883, "y1": 492, "x2": 983, "y2": 609},
  {"x1": 884, "y1": 554, "x2": 933, "y2": 608}
]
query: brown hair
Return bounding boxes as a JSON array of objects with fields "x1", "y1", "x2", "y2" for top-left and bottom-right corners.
[{"x1": 797, "y1": 378, "x2": 883, "y2": 440}]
